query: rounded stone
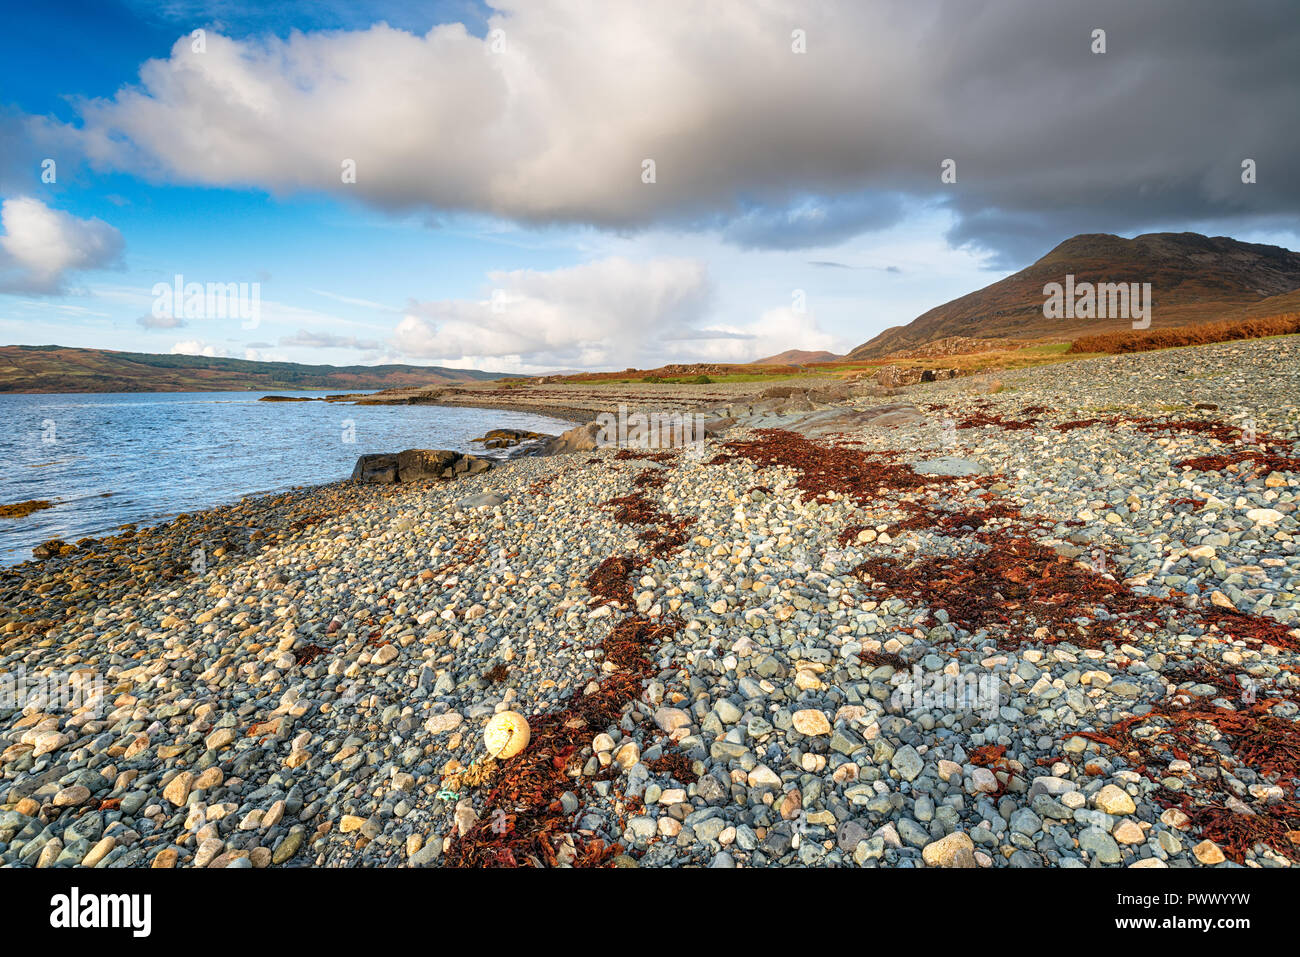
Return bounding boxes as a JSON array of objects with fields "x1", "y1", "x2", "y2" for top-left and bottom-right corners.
[
  {"x1": 1094, "y1": 784, "x2": 1136, "y2": 815},
  {"x1": 791, "y1": 709, "x2": 832, "y2": 736}
]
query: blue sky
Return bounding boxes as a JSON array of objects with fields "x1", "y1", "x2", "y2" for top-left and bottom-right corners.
[{"x1": 1, "y1": 1, "x2": 1296, "y2": 373}]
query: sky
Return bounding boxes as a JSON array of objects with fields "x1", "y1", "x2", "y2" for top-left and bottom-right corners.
[{"x1": 0, "y1": 0, "x2": 1297, "y2": 374}]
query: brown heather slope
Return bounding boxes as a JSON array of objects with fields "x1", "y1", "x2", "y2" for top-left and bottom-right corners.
[
  {"x1": 1069, "y1": 311, "x2": 1300, "y2": 354},
  {"x1": 1235, "y1": 286, "x2": 1300, "y2": 319},
  {"x1": 0, "y1": 344, "x2": 503, "y2": 393},
  {"x1": 847, "y1": 232, "x2": 1300, "y2": 360}
]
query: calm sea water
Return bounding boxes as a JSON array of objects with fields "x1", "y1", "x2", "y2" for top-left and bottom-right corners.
[{"x1": 0, "y1": 392, "x2": 574, "y2": 566}]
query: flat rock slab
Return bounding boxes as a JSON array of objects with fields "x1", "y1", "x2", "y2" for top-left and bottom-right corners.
[
  {"x1": 738, "y1": 403, "x2": 926, "y2": 438},
  {"x1": 865, "y1": 408, "x2": 927, "y2": 428},
  {"x1": 911, "y1": 456, "x2": 986, "y2": 477},
  {"x1": 456, "y1": 492, "x2": 507, "y2": 509}
]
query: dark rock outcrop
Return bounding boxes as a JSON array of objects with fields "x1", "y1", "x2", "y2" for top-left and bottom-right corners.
[
  {"x1": 350, "y1": 449, "x2": 494, "y2": 484},
  {"x1": 860, "y1": 365, "x2": 959, "y2": 388},
  {"x1": 471, "y1": 428, "x2": 550, "y2": 449}
]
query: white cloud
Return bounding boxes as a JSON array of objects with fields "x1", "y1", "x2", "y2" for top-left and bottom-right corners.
[
  {"x1": 394, "y1": 256, "x2": 712, "y2": 368},
  {"x1": 73, "y1": 7, "x2": 914, "y2": 238},
  {"x1": 137, "y1": 313, "x2": 186, "y2": 329},
  {"x1": 659, "y1": 308, "x2": 837, "y2": 364},
  {"x1": 0, "y1": 196, "x2": 124, "y2": 293},
  {"x1": 390, "y1": 254, "x2": 839, "y2": 369},
  {"x1": 171, "y1": 339, "x2": 227, "y2": 357}
]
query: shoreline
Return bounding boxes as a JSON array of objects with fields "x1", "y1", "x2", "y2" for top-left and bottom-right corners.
[
  {"x1": 0, "y1": 400, "x2": 587, "y2": 569},
  {"x1": 1, "y1": 337, "x2": 1298, "y2": 869},
  {"x1": 417, "y1": 397, "x2": 597, "y2": 425}
]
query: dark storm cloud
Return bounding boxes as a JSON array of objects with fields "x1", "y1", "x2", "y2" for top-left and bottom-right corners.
[
  {"x1": 911, "y1": 1, "x2": 1300, "y2": 262},
  {"x1": 719, "y1": 193, "x2": 906, "y2": 250},
  {"x1": 61, "y1": 1, "x2": 1300, "y2": 260}
]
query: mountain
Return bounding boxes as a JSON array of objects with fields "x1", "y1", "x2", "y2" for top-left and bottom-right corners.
[
  {"x1": 847, "y1": 232, "x2": 1300, "y2": 360},
  {"x1": 755, "y1": 349, "x2": 842, "y2": 365},
  {"x1": 0, "y1": 345, "x2": 502, "y2": 393}
]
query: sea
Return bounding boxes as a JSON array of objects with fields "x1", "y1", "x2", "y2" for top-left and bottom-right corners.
[{"x1": 0, "y1": 391, "x2": 575, "y2": 566}]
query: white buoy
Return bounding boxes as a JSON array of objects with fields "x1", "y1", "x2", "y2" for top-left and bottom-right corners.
[{"x1": 484, "y1": 711, "x2": 531, "y2": 759}]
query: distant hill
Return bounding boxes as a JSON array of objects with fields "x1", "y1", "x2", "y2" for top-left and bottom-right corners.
[
  {"x1": 0, "y1": 345, "x2": 502, "y2": 393},
  {"x1": 755, "y1": 349, "x2": 842, "y2": 365},
  {"x1": 847, "y1": 232, "x2": 1300, "y2": 360}
]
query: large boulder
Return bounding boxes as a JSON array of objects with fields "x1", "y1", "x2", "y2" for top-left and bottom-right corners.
[
  {"x1": 543, "y1": 421, "x2": 603, "y2": 455},
  {"x1": 350, "y1": 454, "x2": 399, "y2": 484},
  {"x1": 920, "y1": 368, "x2": 959, "y2": 382},
  {"x1": 865, "y1": 366, "x2": 956, "y2": 388},
  {"x1": 397, "y1": 449, "x2": 460, "y2": 481}
]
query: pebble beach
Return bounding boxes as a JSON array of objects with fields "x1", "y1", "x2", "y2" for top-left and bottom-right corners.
[{"x1": 3, "y1": 335, "x2": 1299, "y2": 869}]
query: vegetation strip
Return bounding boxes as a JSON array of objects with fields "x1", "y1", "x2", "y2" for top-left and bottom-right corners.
[{"x1": 1069, "y1": 312, "x2": 1300, "y2": 355}]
